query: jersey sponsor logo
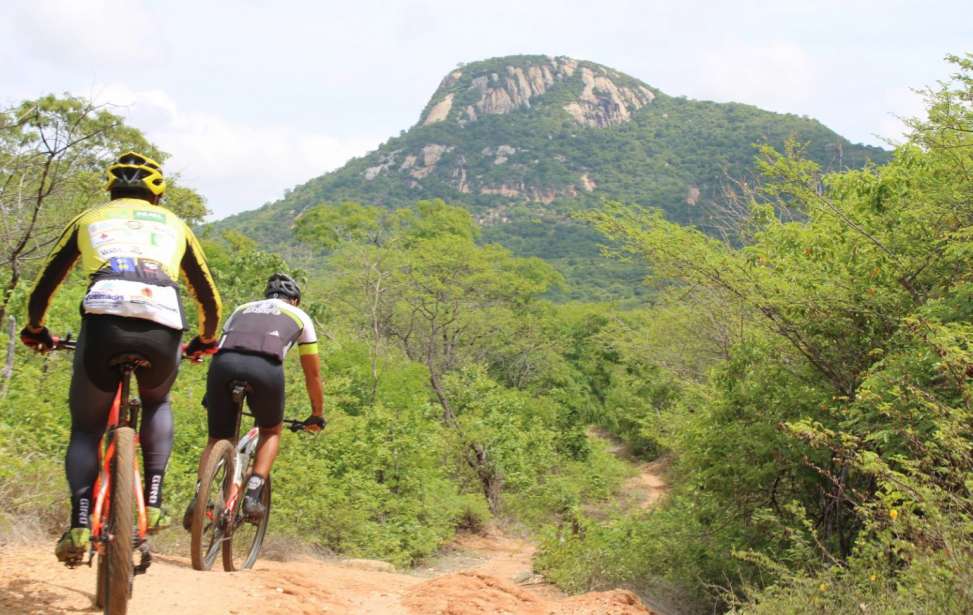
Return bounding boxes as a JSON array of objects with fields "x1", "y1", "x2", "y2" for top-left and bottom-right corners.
[
  {"x1": 86, "y1": 291, "x2": 125, "y2": 302},
  {"x1": 240, "y1": 301, "x2": 283, "y2": 316},
  {"x1": 83, "y1": 279, "x2": 183, "y2": 330},
  {"x1": 134, "y1": 210, "x2": 167, "y2": 223},
  {"x1": 87, "y1": 216, "x2": 181, "y2": 276},
  {"x1": 109, "y1": 257, "x2": 137, "y2": 273},
  {"x1": 99, "y1": 245, "x2": 143, "y2": 257}
]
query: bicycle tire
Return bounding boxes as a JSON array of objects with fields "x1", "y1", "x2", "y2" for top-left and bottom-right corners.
[
  {"x1": 103, "y1": 426, "x2": 135, "y2": 614},
  {"x1": 223, "y1": 475, "x2": 271, "y2": 571},
  {"x1": 95, "y1": 551, "x2": 106, "y2": 608},
  {"x1": 190, "y1": 439, "x2": 235, "y2": 571}
]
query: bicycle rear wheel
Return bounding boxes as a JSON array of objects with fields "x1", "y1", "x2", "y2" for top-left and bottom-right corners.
[
  {"x1": 100, "y1": 426, "x2": 135, "y2": 614},
  {"x1": 222, "y1": 475, "x2": 271, "y2": 571},
  {"x1": 190, "y1": 439, "x2": 235, "y2": 571}
]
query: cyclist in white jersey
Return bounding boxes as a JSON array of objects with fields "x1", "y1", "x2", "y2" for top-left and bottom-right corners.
[{"x1": 185, "y1": 273, "x2": 325, "y2": 523}]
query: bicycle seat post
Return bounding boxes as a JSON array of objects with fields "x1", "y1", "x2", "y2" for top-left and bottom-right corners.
[
  {"x1": 230, "y1": 382, "x2": 248, "y2": 442},
  {"x1": 109, "y1": 354, "x2": 151, "y2": 429}
]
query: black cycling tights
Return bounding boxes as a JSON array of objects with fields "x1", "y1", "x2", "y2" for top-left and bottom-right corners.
[{"x1": 66, "y1": 315, "x2": 181, "y2": 529}]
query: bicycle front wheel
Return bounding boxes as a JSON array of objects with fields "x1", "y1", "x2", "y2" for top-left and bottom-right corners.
[
  {"x1": 223, "y1": 475, "x2": 271, "y2": 571},
  {"x1": 100, "y1": 426, "x2": 135, "y2": 614},
  {"x1": 190, "y1": 439, "x2": 235, "y2": 571}
]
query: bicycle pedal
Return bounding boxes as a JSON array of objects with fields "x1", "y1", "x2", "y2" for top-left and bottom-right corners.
[{"x1": 133, "y1": 542, "x2": 152, "y2": 575}]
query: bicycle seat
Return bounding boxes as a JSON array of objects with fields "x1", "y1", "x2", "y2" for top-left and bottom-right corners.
[{"x1": 109, "y1": 353, "x2": 152, "y2": 369}]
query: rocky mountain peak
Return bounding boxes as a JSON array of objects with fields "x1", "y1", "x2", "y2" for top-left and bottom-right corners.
[{"x1": 420, "y1": 55, "x2": 655, "y2": 129}]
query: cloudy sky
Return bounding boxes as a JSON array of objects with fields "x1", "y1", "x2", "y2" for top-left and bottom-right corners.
[{"x1": 2, "y1": 0, "x2": 969, "y2": 219}]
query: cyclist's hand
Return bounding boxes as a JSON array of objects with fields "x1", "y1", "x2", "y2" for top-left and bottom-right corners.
[
  {"x1": 302, "y1": 414, "x2": 326, "y2": 433},
  {"x1": 20, "y1": 325, "x2": 54, "y2": 351},
  {"x1": 184, "y1": 336, "x2": 219, "y2": 360}
]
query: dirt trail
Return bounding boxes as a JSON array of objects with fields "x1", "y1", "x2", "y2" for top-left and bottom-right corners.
[
  {"x1": 0, "y1": 528, "x2": 652, "y2": 614},
  {"x1": 1, "y1": 435, "x2": 667, "y2": 614},
  {"x1": 623, "y1": 458, "x2": 669, "y2": 510}
]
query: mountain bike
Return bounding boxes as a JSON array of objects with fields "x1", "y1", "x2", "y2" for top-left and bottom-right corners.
[
  {"x1": 52, "y1": 335, "x2": 151, "y2": 615},
  {"x1": 188, "y1": 380, "x2": 311, "y2": 571}
]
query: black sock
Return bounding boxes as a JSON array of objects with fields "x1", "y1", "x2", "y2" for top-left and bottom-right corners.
[
  {"x1": 145, "y1": 471, "x2": 165, "y2": 508},
  {"x1": 71, "y1": 491, "x2": 92, "y2": 529}
]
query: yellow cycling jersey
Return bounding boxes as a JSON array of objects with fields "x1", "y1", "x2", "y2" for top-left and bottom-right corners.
[{"x1": 28, "y1": 198, "x2": 222, "y2": 340}]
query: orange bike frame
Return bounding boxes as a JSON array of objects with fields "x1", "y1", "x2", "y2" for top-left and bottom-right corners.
[{"x1": 89, "y1": 382, "x2": 148, "y2": 550}]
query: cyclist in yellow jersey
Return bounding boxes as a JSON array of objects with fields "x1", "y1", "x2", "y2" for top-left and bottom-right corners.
[{"x1": 20, "y1": 152, "x2": 222, "y2": 564}]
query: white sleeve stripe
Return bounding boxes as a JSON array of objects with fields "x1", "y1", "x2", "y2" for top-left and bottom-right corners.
[{"x1": 296, "y1": 307, "x2": 317, "y2": 344}]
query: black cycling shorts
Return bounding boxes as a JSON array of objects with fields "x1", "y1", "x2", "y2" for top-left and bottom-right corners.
[{"x1": 205, "y1": 350, "x2": 284, "y2": 439}]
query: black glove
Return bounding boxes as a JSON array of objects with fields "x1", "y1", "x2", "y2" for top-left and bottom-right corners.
[
  {"x1": 184, "y1": 336, "x2": 219, "y2": 359},
  {"x1": 20, "y1": 326, "x2": 54, "y2": 351},
  {"x1": 303, "y1": 415, "x2": 326, "y2": 431}
]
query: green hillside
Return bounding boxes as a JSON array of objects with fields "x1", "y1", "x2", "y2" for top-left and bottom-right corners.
[{"x1": 217, "y1": 55, "x2": 889, "y2": 298}]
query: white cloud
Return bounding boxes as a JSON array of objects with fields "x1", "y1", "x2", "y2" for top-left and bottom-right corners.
[
  {"x1": 8, "y1": 0, "x2": 161, "y2": 67},
  {"x1": 875, "y1": 86, "x2": 927, "y2": 146},
  {"x1": 695, "y1": 42, "x2": 819, "y2": 113},
  {"x1": 90, "y1": 84, "x2": 381, "y2": 218}
]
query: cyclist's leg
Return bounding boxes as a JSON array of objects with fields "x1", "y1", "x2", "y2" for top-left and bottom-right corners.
[
  {"x1": 95, "y1": 316, "x2": 181, "y2": 523},
  {"x1": 251, "y1": 424, "x2": 282, "y2": 478},
  {"x1": 244, "y1": 354, "x2": 285, "y2": 480},
  {"x1": 234, "y1": 353, "x2": 284, "y2": 518},
  {"x1": 66, "y1": 317, "x2": 122, "y2": 531},
  {"x1": 204, "y1": 351, "x2": 243, "y2": 443}
]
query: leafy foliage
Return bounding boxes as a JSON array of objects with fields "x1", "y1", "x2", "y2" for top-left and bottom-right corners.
[{"x1": 536, "y1": 53, "x2": 973, "y2": 613}]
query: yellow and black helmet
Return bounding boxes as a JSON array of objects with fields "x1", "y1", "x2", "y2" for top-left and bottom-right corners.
[{"x1": 105, "y1": 151, "x2": 166, "y2": 196}]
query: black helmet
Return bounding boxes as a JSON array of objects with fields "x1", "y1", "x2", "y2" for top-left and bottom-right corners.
[{"x1": 265, "y1": 273, "x2": 301, "y2": 302}]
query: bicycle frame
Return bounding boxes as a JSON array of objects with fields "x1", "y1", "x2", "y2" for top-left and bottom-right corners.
[
  {"x1": 221, "y1": 425, "x2": 261, "y2": 518},
  {"x1": 89, "y1": 365, "x2": 148, "y2": 561},
  {"x1": 212, "y1": 384, "x2": 304, "y2": 523}
]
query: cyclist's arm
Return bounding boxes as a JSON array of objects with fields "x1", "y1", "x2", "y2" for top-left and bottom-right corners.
[
  {"x1": 26, "y1": 214, "x2": 84, "y2": 330},
  {"x1": 179, "y1": 225, "x2": 222, "y2": 341},
  {"x1": 296, "y1": 311, "x2": 324, "y2": 416},
  {"x1": 300, "y1": 350, "x2": 325, "y2": 417}
]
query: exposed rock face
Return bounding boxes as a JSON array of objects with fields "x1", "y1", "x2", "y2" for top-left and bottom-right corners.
[
  {"x1": 686, "y1": 185, "x2": 701, "y2": 205},
  {"x1": 363, "y1": 149, "x2": 402, "y2": 181},
  {"x1": 365, "y1": 144, "x2": 452, "y2": 181},
  {"x1": 483, "y1": 144, "x2": 517, "y2": 165},
  {"x1": 382, "y1": 57, "x2": 656, "y2": 198},
  {"x1": 562, "y1": 67, "x2": 655, "y2": 128},
  {"x1": 452, "y1": 162, "x2": 470, "y2": 193},
  {"x1": 418, "y1": 56, "x2": 654, "y2": 129},
  {"x1": 479, "y1": 182, "x2": 577, "y2": 205},
  {"x1": 422, "y1": 93, "x2": 454, "y2": 125},
  {"x1": 409, "y1": 144, "x2": 450, "y2": 179},
  {"x1": 579, "y1": 173, "x2": 597, "y2": 192}
]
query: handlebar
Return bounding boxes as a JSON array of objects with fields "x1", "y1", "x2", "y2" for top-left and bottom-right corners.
[
  {"x1": 51, "y1": 334, "x2": 76, "y2": 351},
  {"x1": 287, "y1": 419, "x2": 313, "y2": 434},
  {"x1": 241, "y1": 412, "x2": 322, "y2": 434}
]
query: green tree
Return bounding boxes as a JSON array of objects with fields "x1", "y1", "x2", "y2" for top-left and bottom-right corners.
[
  {"x1": 541, "y1": 53, "x2": 973, "y2": 611},
  {"x1": 0, "y1": 95, "x2": 207, "y2": 325}
]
